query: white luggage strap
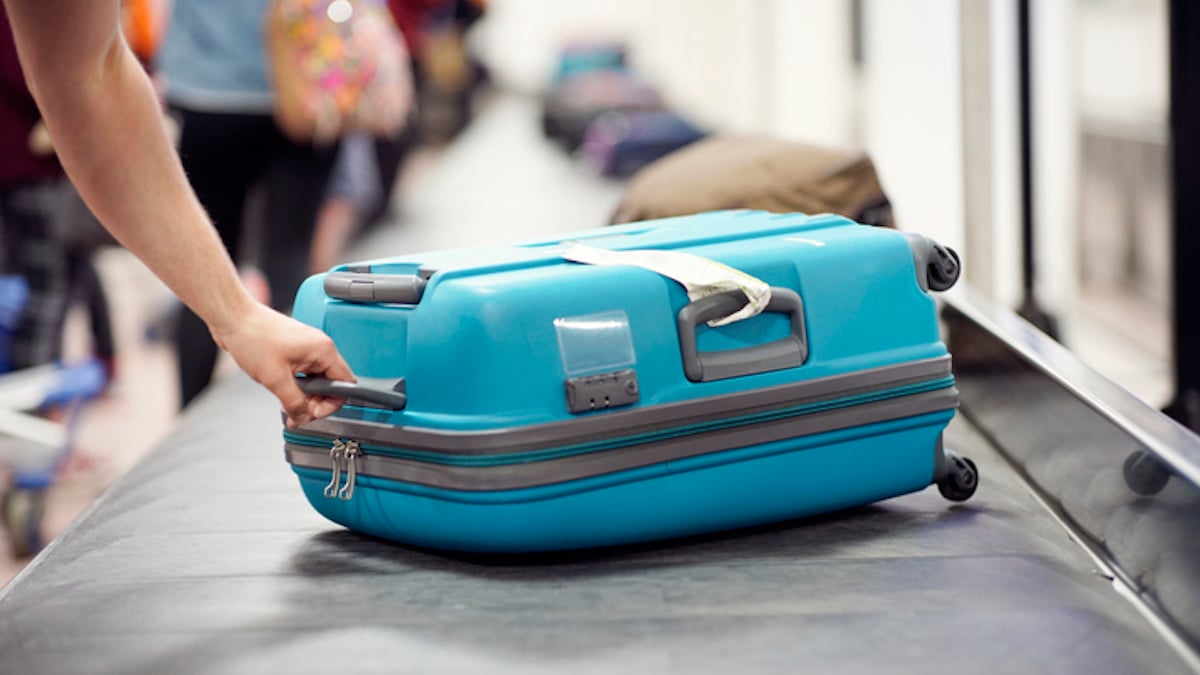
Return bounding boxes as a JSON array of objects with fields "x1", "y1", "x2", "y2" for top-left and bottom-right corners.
[{"x1": 563, "y1": 243, "x2": 771, "y2": 327}]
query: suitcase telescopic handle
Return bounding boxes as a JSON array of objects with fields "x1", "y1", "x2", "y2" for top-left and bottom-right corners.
[
  {"x1": 677, "y1": 288, "x2": 808, "y2": 383},
  {"x1": 294, "y1": 376, "x2": 408, "y2": 410}
]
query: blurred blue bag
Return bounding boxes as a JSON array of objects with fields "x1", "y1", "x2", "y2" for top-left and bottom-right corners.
[
  {"x1": 582, "y1": 110, "x2": 707, "y2": 178},
  {"x1": 0, "y1": 276, "x2": 30, "y2": 374}
]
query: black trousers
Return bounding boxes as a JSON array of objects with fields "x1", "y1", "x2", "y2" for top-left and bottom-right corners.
[
  {"x1": 0, "y1": 179, "x2": 114, "y2": 372},
  {"x1": 172, "y1": 107, "x2": 338, "y2": 408}
]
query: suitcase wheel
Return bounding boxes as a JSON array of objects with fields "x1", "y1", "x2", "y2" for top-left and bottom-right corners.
[
  {"x1": 936, "y1": 454, "x2": 978, "y2": 502},
  {"x1": 927, "y1": 246, "x2": 961, "y2": 292},
  {"x1": 2, "y1": 487, "x2": 46, "y2": 558},
  {"x1": 1122, "y1": 449, "x2": 1171, "y2": 496}
]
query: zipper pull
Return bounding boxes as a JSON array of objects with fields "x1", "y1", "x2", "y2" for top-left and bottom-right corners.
[
  {"x1": 323, "y1": 439, "x2": 346, "y2": 498},
  {"x1": 338, "y1": 440, "x2": 361, "y2": 501}
]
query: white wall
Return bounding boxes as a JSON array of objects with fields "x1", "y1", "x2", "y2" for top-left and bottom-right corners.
[
  {"x1": 760, "y1": 0, "x2": 857, "y2": 146},
  {"x1": 469, "y1": 0, "x2": 638, "y2": 93},
  {"x1": 473, "y1": 0, "x2": 855, "y2": 138},
  {"x1": 1031, "y1": 0, "x2": 1079, "y2": 325},
  {"x1": 1078, "y1": 0, "x2": 1167, "y2": 128},
  {"x1": 859, "y1": 0, "x2": 964, "y2": 250},
  {"x1": 986, "y1": 0, "x2": 1022, "y2": 307},
  {"x1": 627, "y1": 1, "x2": 772, "y2": 132}
]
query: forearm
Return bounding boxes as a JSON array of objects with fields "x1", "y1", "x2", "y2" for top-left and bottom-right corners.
[
  {"x1": 6, "y1": 0, "x2": 254, "y2": 337},
  {"x1": 5, "y1": 0, "x2": 354, "y2": 424}
]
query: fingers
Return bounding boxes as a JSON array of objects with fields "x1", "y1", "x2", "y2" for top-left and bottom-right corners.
[
  {"x1": 284, "y1": 394, "x2": 348, "y2": 430},
  {"x1": 307, "y1": 395, "x2": 346, "y2": 420},
  {"x1": 311, "y1": 340, "x2": 355, "y2": 384},
  {"x1": 214, "y1": 304, "x2": 355, "y2": 427},
  {"x1": 285, "y1": 332, "x2": 354, "y2": 427},
  {"x1": 273, "y1": 373, "x2": 315, "y2": 429},
  {"x1": 290, "y1": 326, "x2": 354, "y2": 384}
]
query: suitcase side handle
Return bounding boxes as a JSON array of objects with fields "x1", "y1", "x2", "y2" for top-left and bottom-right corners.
[
  {"x1": 677, "y1": 288, "x2": 808, "y2": 382},
  {"x1": 324, "y1": 272, "x2": 426, "y2": 304},
  {"x1": 294, "y1": 375, "x2": 408, "y2": 410}
]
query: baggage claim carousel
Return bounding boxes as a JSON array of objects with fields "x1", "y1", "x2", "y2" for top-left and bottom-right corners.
[{"x1": 1, "y1": 97, "x2": 1197, "y2": 674}]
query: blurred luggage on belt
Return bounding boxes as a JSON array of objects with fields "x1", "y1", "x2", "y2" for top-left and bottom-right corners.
[
  {"x1": 550, "y1": 40, "x2": 627, "y2": 84},
  {"x1": 282, "y1": 210, "x2": 975, "y2": 553},
  {"x1": 0, "y1": 277, "x2": 24, "y2": 375},
  {"x1": 581, "y1": 109, "x2": 708, "y2": 178},
  {"x1": 610, "y1": 136, "x2": 896, "y2": 229},
  {"x1": 542, "y1": 70, "x2": 665, "y2": 152}
]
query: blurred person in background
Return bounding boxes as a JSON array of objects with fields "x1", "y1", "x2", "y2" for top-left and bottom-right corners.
[
  {"x1": 408, "y1": 0, "x2": 487, "y2": 143},
  {"x1": 155, "y1": 0, "x2": 344, "y2": 408},
  {"x1": 307, "y1": 0, "x2": 488, "y2": 275},
  {"x1": 3, "y1": 0, "x2": 353, "y2": 429},
  {"x1": 121, "y1": 0, "x2": 168, "y2": 68},
  {"x1": 307, "y1": 0, "x2": 435, "y2": 274},
  {"x1": 0, "y1": 7, "x2": 114, "y2": 377},
  {"x1": 309, "y1": 131, "x2": 387, "y2": 275}
]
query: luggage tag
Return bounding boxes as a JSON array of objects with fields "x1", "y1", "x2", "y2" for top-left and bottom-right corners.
[{"x1": 562, "y1": 243, "x2": 771, "y2": 326}]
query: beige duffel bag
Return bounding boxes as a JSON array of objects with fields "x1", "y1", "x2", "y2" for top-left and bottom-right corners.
[{"x1": 609, "y1": 135, "x2": 895, "y2": 228}]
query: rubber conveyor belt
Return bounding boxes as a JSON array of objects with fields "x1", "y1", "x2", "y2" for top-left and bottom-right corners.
[
  {"x1": 1, "y1": 96, "x2": 1195, "y2": 674},
  {"x1": 0, "y1": 371, "x2": 1185, "y2": 675}
]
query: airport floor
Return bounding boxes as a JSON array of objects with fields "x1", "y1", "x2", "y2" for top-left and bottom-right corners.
[{"x1": 0, "y1": 93, "x2": 1177, "y2": 591}]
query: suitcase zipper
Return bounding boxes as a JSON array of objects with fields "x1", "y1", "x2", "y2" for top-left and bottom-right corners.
[
  {"x1": 341, "y1": 440, "x2": 362, "y2": 500},
  {"x1": 322, "y1": 439, "x2": 345, "y2": 497},
  {"x1": 285, "y1": 376, "x2": 955, "y2": 470},
  {"x1": 322, "y1": 438, "x2": 361, "y2": 501}
]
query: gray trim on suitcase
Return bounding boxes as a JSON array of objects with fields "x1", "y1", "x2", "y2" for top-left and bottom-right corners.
[
  {"x1": 286, "y1": 387, "x2": 958, "y2": 491},
  {"x1": 294, "y1": 356, "x2": 953, "y2": 456}
]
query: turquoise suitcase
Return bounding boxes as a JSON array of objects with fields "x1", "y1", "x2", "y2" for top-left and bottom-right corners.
[{"x1": 285, "y1": 211, "x2": 977, "y2": 552}]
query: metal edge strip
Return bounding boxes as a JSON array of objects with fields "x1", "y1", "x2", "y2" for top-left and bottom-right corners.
[
  {"x1": 295, "y1": 356, "x2": 954, "y2": 456},
  {"x1": 942, "y1": 286, "x2": 1200, "y2": 665},
  {"x1": 943, "y1": 287, "x2": 1200, "y2": 487},
  {"x1": 286, "y1": 388, "x2": 958, "y2": 491}
]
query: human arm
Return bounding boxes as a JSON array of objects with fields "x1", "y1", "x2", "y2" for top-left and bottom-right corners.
[{"x1": 3, "y1": 0, "x2": 353, "y2": 427}]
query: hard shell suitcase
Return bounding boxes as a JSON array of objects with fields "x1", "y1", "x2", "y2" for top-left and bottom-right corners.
[
  {"x1": 550, "y1": 41, "x2": 627, "y2": 84},
  {"x1": 284, "y1": 210, "x2": 977, "y2": 553}
]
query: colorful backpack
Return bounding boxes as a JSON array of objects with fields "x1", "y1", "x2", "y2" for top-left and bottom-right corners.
[{"x1": 265, "y1": 0, "x2": 413, "y2": 145}]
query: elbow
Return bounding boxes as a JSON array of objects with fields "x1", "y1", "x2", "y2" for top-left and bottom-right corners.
[{"x1": 23, "y1": 31, "x2": 129, "y2": 110}]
